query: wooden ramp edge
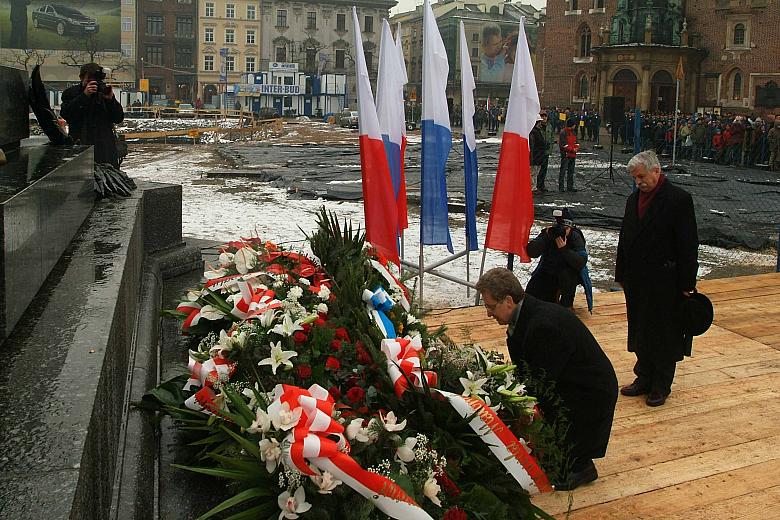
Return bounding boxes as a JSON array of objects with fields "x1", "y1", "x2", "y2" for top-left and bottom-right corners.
[{"x1": 424, "y1": 273, "x2": 780, "y2": 519}]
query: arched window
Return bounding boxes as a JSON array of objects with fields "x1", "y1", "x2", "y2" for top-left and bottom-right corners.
[
  {"x1": 579, "y1": 75, "x2": 589, "y2": 98},
  {"x1": 571, "y1": 0, "x2": 579, "y2": 10},
  {"x1": 733, "y1": 23, "x2": 745, "y2": 45},
  {"x1": 579, "y1": 26, "x2": 592, "y2": 57},
  {"x1": 732, "y1": 72, "x2": 742, "y2": 100}
]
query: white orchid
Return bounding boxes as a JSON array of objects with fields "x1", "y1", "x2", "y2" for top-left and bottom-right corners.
[
  {"x1": 259, "y1": 309, "x2": 278, "y2": 328},
  {"x1": 268, "y1": 400, "x2": 303, "y2": 431},
  {"x1": 459, "y1": 370, "x2": 489, "y2": 397},
  {"x1": 310, "y1": 471, "x2": 342, "y2": 494},
  {"x1": 234, "y1": 246, "x2": 257, "y2": 275},
  {"x1": 204, "y1": 267, "x2": 228, "y2": 280},
  {"x1": 316, "y1": 303, "x2": 328, "y2": 314},
  {"x1": 218, "y1": 251, "x2": 234, "y2": 266},
  {"x1": 247, "y1": 407, "x2": 271, "y2": 435},
  {"x1": 395, "y1": 436, "x2": 417, "y2": 463},
  {"x1": 287, "y1": 286, "x2": 304, "y2": 301},
  {"x1": 258, "y1": 341, "x2": 297, "y2": 375},
  {"x1": 277, "y1": 486, "x2": 311, "y2": 519},
  {"x1": 271, "y1": 314, "x2": 304, "y2": 337},
  {"x1": 317, "y1": 285, "x2": 331, "y2": 300},
  {"x1": 423, "y1": 475, "x2": 442, "y2": 507},
  {"x1": 345, "y1": 418, "x2": 379, "y2": 444},
  {"x1": 198, "y1": 305, "x2": 226, "y2": 321},
  {"x1": 242, "y1": 383, "x2": 262, "y2": 409},
  {"x1": 259, "y1": 437, "x2": 283, "y2": 473},
  {"x1": 379, "y1": 411, "x2": 407, "y2": 432}
]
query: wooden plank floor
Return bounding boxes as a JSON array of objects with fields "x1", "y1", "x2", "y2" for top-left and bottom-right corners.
[{"x1": 424, "y1": 273, "x2": 780, "y2": 519}]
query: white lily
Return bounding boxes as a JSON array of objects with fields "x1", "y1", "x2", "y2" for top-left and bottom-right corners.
[
  {"x1": 484, "y1": 395, "x2": 502, "y2": 413},
  {"x1": 198, "y1": 305, "x2": 226, "y2": 321},
  {"x1": 395, "y1": 436, "x2": 417, "y2": 463},
  {"x1": 211, "y1": 329, "x2": 247, "y2": 357},
  {"x1": 310, "y1": 471, "x2": 342, "y2": 494},
  {"x1": 474, "y1": 345, "x2": 495, "y2": 371},
  {"x1": 247, "y1": 407, "x2": 271, "y2": 435},
  {"x1": 287, "y1": 286, "x2": 304, "y2": 301},
  {"x1": 218, "y1": 251, "x2": 234, "y2": 266},
  {"x1": 258, "y1": 341, "x2": 297, "y2": 375},
  {"x1": 406, "y1": 313, "x2": 419, "y2": 325},
  {"x1": 379, "y1": 411, "x2": 407, "y2": 432},
  {"x1": 268, "y1": 400, "x2": 303, "y2": 431},
  {"x1": 259, "y1": 437, "x2": 282, "y2": 473},
  {"x1": 234, "y1": 246, "x2": 257, "y2": 275},
  {"x1": 423, "y1": 475, "x2": 442, "y2": 507},
  {"x1": 259, "y1": 309, "x2": 278, "y2": 328},
  {"x1": 317, "y1": 285, "x2": 331, "y2": 300},
  {"x1": 459, "y1": 370, "x2": 489, "y2": 397},
  {"x1": 271, "y1": 314, "x2": 304, "y2": 337},
  {"x1": 277, "y1": 486, "x2": 311, "y2": 519}
]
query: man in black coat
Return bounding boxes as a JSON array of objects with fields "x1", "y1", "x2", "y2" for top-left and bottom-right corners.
[
  {"x1": 616, "y1": 150, "x2": 699, "y2": 407},
  {"x1": 61, "y1": 63, "x2": 125, "y2": 168},
  {"x1": 476, "y1": 268, "x2": 618, "y2": 491}
]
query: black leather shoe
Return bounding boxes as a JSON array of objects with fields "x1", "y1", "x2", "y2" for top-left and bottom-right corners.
[
  {"x1": 554, "y1": 461, "x2": 598, "y2": 491},
  {"x1": 646, "y1": 391, "x2": 668, "y2": 407},
  {"x1": 620, "y1": 381, "x2": 649, "y2": 397}
]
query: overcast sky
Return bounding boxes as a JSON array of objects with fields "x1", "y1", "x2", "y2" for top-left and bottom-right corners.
[{"x1": 390, "y1": 0, "x2": 547, "y2": 16}]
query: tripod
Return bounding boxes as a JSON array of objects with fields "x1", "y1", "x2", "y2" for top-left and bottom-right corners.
[{"x1": 583, "y1": 139, "x2": 616, "y2": 188}]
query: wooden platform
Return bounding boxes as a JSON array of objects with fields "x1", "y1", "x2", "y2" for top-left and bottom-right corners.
[{"x1": 424, "y1": 273, "x2": 780, "y2": 519}]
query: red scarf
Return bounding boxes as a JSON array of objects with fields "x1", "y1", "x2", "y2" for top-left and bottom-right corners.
[{"x1": 638, "y1": 174, "x2": 666, "y2": 219}]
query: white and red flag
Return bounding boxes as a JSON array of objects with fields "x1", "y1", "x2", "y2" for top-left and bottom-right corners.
[
  {"x1": 484, "y1": 18, "x2": 540, "y2": 261},
  {"x1": 353, "y1": 7, "x2": 399, "y2": 264}
]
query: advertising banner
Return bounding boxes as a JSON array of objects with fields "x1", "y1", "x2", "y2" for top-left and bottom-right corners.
[
  {"x1": 0, "y1": 0, "x2": 121, "y2": 51},
  {"x1": 473, "y1": 22, "x2": 520, "y2": 84}
]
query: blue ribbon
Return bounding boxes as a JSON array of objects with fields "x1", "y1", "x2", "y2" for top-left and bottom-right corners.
[{"x1": 363, "y1": 286, "x2": 396, "y2": 338}]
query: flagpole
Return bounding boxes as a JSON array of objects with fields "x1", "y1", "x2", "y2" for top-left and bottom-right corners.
[
  {"x1": 475, "y1": 246, "x2": 488, "y2": 305},
  {"x1": 672, "y1": 78, "x2": 680, "y2": 166},
  {"x1": 418, "y1": 246, "x2": 424, "y2": 311}
]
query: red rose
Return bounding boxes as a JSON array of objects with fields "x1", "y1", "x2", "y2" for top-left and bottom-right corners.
[
  {"x1": 442, "y1": 507, "x2": 467, "y2": 520},
  {"x1": 436, "y1": 472, "x2": 461, "y2": 498},
  {"x1": 335, "y1": 327, "x2": 350, "y2": 341},
  {"x1": 328, "y1": 386, "x2": 341, "y2": 400},
  {"x1": 315, "y1": 317, "x2": 326, "y2": 326},
  {"x1": 356, "y1": 346, "x2": 372, "y2": 365},
  {"x1": 330, "y1": 339, "x2": 342, "y2": 352},
  {"x1": 325, "y1": 356, "x2": 341, "y2": 371},
  {"x1": 297, "y1": 364, "x2": 312, "y2": 379},
  {"x1": 346, "y1": 386, "x2": 365, "y2": 403},
  {"x1": 302, "y1": 323, "x2": 312, "y2": 333},
  {"x1": 293, "y1": 331, "x2": 307, "y2": 344}
]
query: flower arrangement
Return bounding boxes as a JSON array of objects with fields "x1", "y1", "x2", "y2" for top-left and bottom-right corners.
[{"x1": 145, "y1": 209, "x2": 569, "y2": 520}]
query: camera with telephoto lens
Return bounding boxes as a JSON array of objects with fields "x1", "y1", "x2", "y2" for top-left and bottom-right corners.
[
  {"x1": 548, "y1": 209, "x2": 568, "y2": 240},
  {"x1": 92, "y1": 67, "x2": 108, "y2": 95}
]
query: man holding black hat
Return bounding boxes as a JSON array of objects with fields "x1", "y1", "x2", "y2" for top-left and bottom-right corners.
[{"x1": 616, "y1": 150, "x2": 700, "y2": 407}]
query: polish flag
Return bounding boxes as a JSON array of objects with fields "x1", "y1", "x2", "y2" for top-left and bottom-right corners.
[
  {"x1": 420, "y1": 0, "x2": 453, "y2": 253},
  {"x1": 395, "y1": 24, "x2": 410, "y2": 231},
  {"x1": 353, "y1": 7, "x2": 399, "y2": 264},
  {"x1": 459, "y1": 20, "x2": 479, "y2": 252},
  {"x1": 484, "y1": 18, "x2": 540, "y2": 261},
  {"x1": 376, "y1": 19, "x2": 408, "y2": 235}
]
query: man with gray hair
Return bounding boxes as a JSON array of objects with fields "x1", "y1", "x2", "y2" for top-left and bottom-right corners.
[{"x1": 616, "y1": 151, "x2": 699, "y2": 407}]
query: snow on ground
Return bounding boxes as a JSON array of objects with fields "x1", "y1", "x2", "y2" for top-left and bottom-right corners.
[
  {"x1": 123, "y1": 140, "x2": 776, "y2": 309},
  {"x1": 117, "y1": 117, "x2": 241, "y2": 133}
]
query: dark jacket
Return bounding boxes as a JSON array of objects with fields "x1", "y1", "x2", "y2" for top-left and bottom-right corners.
[
  {"x1": 61, "y1": 83, "x2": 124, "y2": 168},
  {"x1": 615, "y1": 180, "x2": 699, "y2": 362},
  {"x1": 507, "y1": 295, "x2": 618, "y2": 462},
  {"x1": 529, "y1": 124, "x2": 547, "y2": 165},
  {"x1": 527, "y1": 226, "x2": 586, "y2": 275}
]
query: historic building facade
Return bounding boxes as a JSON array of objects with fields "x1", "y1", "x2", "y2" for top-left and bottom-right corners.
[
  {"x1": 541, "y1": 0, "x2": 780, "y2": 115},
  {"x1": 137, "y1": 0, "x2": 198, "y2": 102}
]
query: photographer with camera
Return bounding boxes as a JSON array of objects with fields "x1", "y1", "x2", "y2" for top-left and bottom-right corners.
[
  {"x1": 526, "y1": 208, "x2": 593, "y2": 312},
  {"x1": 61, "y1": 63, "x2": 125, "y2": 168}
]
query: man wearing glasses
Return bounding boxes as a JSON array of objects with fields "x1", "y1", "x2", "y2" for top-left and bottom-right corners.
[{"x1": 475, "y1": 267, "x2": 618, "y2": 491}]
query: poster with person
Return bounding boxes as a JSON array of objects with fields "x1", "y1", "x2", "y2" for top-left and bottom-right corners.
[{"x1": 477, "y1": 23, "x2": 522, "y2": 84}]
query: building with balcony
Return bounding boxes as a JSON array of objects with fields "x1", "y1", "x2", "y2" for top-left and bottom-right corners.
[{"x1": 137, "y1": 0, "x2": 198, "y2": 102}]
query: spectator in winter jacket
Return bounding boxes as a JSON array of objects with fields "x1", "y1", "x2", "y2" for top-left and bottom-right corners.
[
  {"x1": 559, "y1": 119, "x2": 579, "y2": 192},
  {"x1": 768, "y1": 120, "x2": 780, "y2": 171}
]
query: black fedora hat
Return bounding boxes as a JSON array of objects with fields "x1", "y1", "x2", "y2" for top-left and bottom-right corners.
[{"x1": 680, "y1": 291, "x2": 714, "y2": 336}]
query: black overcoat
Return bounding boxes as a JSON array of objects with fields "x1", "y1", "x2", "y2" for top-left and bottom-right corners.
[
  {"x1": 507, "y1": 295, "x2": 618, "y2": 462},
  {"x1": 61, "y1": 84, "x2": 124, "y2": 168},
  {"x1": 615, "y1": 180, "x2": 699, "y2": 362}
]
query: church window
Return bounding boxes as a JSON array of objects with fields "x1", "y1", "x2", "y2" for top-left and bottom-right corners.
[
  {"x1": 733, "y1": 23, "x2": 745, "y2": 45},
  {"x1": 579, "y1": 75, "x2": 589, "y2": 98},
  {"x1": 732, "y1": 71, "x2": 742, "y2": 100},
  {"x1": 579, "y1": 26, "x2": 592, "y2": 56}
]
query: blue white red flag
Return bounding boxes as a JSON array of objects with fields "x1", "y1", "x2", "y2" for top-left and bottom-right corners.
[
  {"x1": 352, "y1": 7, "x2": 399, "y2": 264},
  {"x1": 376, "y1": 19, "x2": 408, "y2": 234},
  {"x1": 420, "y1": 0, "x2": 453, "y2": 252},
  {"x1": 484, "y1": 19, "x2": 540, "y2": 261},
  {"x1": 459, "y1": 21, "x2": 478, "y2": 252}
]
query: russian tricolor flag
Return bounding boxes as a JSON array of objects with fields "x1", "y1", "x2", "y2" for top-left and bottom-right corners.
[
  {"x1": 459, "y1": 20, "x2": 479, "y2": 252},
  {"x1": 376, "y1": 19, "x2": 408, "y2": 235},
  {"x1": 420, "y1": 0, "x2": 453, "y2": 253},
  {"x1": 352, "y1": 7, "x2": 399, "y2": 264},
  {"x1": 484, "y1": 19, "x2": 540, "y2": 261}
]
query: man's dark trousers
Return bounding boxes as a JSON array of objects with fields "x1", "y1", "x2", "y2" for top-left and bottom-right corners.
[
  {"x1": 536, "y1": 155, "x2": 549, "y2": 190},
  {"x1": 632, "y1": 353, "x2": 676, "y2": 396},
  {"x1": 559, "y1": 156, "x2": 575, "y2": 191}
]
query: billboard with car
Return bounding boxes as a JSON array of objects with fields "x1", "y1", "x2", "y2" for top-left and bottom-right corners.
[{"x1": 0, "y1": 0, "x2": 120, "y2": 51}]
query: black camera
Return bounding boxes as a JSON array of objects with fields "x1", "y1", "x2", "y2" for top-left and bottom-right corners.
[
  {"x1": 548, "y1": 224, "x2": 567, "y2": 240},
  {"x1": 549, "y1": 209, "x2": 573, "y2": 239}
]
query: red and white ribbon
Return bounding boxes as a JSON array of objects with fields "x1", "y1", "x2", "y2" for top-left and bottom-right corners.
[
  {"x1": 183, "y1": 354, "x2": 237, "y2": 416},
  {"x1": 269, "y1": 384, "x2": 432, "y2": 520},
  {"x1": 381, "y1": 336, "x2": 438, "y2": 397},
  {"x1": 231, "y1": 282, "x2": 283, "y2": 320},
  {"x1": 177, "y1": 300, "x2": 203, "y2": 329},
  {"x1": 380, "y1": 336, "x2": 552, "y2": 495}
]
